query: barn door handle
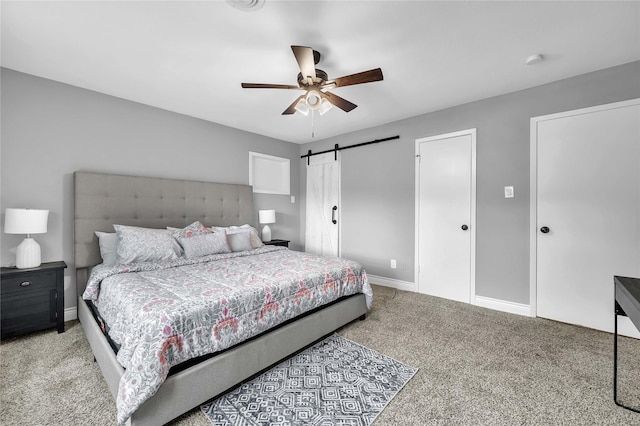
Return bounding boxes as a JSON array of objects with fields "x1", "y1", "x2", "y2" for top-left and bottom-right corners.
[
  {"x1": 540, "y1": 226, "x2": 550, "y2": 234},
  {"x1": 332, "y1": 206, "x2": 337, "y2": 224},
  {"x1": 461, "y1": 224, "x2": 469, "y2": 231}
]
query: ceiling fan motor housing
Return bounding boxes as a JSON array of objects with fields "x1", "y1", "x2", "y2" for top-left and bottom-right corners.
[{"x1": 298, "y1": 69, "x2": 328, "y2": 87}]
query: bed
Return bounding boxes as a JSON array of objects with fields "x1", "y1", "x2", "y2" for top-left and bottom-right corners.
[{"x1": 74, "y1": 171, "x2": 371, "y2": 426}]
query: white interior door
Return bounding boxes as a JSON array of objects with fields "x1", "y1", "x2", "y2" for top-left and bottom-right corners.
[
  {"x1": 532, "y1": 99, "x2": 640, "y2": 338},
  {"x1": 305, "y1": 152, "x2": 340, "y2": 257},
  {"x1": 416, "y1": 129, "x2": 476, "y2": 303}
]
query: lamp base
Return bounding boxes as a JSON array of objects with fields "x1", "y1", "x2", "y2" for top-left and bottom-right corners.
[
  {"x1": 16, "y1": 237, "x2": 42, "y2": 269},
  {"x1": 262, "y1": 225, "x2": 272, "y2": 242}
]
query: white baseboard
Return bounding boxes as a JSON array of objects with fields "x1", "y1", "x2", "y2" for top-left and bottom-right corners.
[
  {"x1": 366, "y1": 275, "x2": 417, "y2": 292},
  {"x1": 475, "y1": 295, "x2": 531, "y2": 317},
  {"x1": 64, "y1": 306, "x2": 78, "y2": 322},
  {"x1": 368, "y1": 277, "x2": 531, "y2": 318}
]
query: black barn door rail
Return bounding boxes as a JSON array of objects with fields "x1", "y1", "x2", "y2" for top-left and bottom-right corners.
[{"x1": 301, "y1": 135, "x2": 400, "y2": 165}]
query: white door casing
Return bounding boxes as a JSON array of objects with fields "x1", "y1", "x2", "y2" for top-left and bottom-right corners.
[
  {"x1": 415, "y1": 129, "x2": 476, "y2": 303},
  {"x1": 305, "y1": 152, "x2": 340, "y2": 257},
  {"x1": 531, "y1": 99, "x2": 640, "y2": 338}
]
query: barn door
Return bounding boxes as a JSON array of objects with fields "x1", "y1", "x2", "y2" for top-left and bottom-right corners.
[{"x1": 305, "y1": 152, "x2": 340, "y2": 257}]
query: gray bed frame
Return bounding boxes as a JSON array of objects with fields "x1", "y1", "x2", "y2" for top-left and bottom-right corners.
[{"x1": 74, "y1": 171, "x2": 368, "y2": 426}]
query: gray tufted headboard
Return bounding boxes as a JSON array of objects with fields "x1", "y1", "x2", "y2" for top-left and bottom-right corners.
[{"x1": 74, "y1": 171, "x2": 254, "y2": 294}]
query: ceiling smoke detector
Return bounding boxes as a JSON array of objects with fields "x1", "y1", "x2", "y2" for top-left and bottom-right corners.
[
  {"x1": 525, "y1": 54, "x2": 543, "y2": 65},
  {"x1": 226, "y1": 0, "x2": 265, "y2": 11}
]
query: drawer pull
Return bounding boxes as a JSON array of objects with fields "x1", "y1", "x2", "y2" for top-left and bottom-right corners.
[{"x1": 20, "y1": 281, "x2": 32, "y2": 287}]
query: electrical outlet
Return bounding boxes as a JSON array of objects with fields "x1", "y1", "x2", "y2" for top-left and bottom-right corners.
[
  {"x1": 291, "y1": 195, "x2": 296, "y2": 203},
  {"x1": 390, "y1": 259, "x2": 397, "y2": 269}
]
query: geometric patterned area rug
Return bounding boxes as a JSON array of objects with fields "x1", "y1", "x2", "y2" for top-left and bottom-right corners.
[{"x1": 201, "y1": 333, "x2": 418, "y2": 425}]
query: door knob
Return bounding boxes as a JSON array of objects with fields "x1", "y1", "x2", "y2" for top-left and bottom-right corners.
[
  {"x1": 540, "y1": 226, "x2": 550, "y2": 234},
  {"x1": 461, "y1": 224, "x2": 469, "y2": 231}
]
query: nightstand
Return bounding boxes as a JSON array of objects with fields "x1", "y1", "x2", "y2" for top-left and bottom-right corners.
[
  {"x1": 1, "y1": 261, "x2": 66, "y2": 339},
  {"x1": 263, "y1": 239, "x2": 290, "y2": 248}
]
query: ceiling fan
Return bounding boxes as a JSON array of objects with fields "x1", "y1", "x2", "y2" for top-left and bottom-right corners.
[{"x1": 241, "y1": 45, "x2": 383, "y2": 116}]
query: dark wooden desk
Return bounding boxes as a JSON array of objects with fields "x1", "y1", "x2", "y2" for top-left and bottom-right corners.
[{"x1": 613, "y1": 276, "x2": 640, "y2": 413}]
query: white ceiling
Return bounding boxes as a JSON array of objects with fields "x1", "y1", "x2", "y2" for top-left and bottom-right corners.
[{"x1": 2, "y1": 1, "x2": 639, "y2": 144}]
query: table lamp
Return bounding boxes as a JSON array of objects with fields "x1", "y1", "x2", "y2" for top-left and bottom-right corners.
[
  {"x1": 258, "y1": 209, "x2": 276, "y2": 242},
  {"x1": 4, "y1": 208, "x2": 49, "y2": 268}
]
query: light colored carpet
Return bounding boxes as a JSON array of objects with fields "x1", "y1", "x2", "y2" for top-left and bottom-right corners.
[{"x1": 1, "y1": 284, "x2": 638, "y2": 425}]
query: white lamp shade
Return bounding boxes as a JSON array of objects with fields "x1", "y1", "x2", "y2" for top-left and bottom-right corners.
[
  {"x1": 259, "y1": 209, "x2": 276, "y2": 224},
  {"x1": 318, "y1": 98, "x2": 333, "y2": 115},
  {"x1": 4, "y1": 208, "x2": 49, "y2": 235},
  {"x1": 294, "y1": 98, "x2": 310, "y2": 116},
  {"x1": 306, "y1": 90, "x2": 322, "y2": 110}
]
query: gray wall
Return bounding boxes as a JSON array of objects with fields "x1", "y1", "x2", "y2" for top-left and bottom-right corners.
[
  {"x1": 0, "y1": 68, "x2": 301, "y2": 311},
  {"x1": 301, "y1": 61, "x2": 640, "y2": 305},
  {"x1": 3, "y1": 61, "x2": 639, "y2": 312}
]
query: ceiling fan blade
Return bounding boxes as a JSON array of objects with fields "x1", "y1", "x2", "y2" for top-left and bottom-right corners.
[
  {"x1": 291, "y1": 45, "x2": 316, "y2": 81},
  {"x1": 324, "y1": 91, "x2": 357, "y2": 112},
  {"x1": 323, "y1": 68, "x2": 383, "y2": 89},
  {"x1": 282, "y1": 94, "x2": 305, "y2": 115},
  {"x1": 241, "y1": 83, "x2": 302, "y2": 90}
]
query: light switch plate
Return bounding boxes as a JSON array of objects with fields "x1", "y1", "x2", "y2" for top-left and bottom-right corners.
[{"x1": 504, "y1": 186, "x2": 514, "y2": 198}]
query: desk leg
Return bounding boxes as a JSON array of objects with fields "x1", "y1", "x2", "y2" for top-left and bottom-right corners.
[
  {"x1": 614, "y1": 312, "x2": 621, "y2": 406},
  {"x1": 613, "y1": 311, "x2": 640, "y2": 413}
]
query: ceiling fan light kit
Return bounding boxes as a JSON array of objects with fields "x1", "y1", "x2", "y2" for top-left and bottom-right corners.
[
  {"x1": 294, "y1": 98, "x2": 310, "y2": 116},
  {"x1": 317, "y1": 98, "x2": 333, "y2": 116},
  {"x1": 306, "y1": 90, "x2": 322, "y2": 109},
  {"x1": 241, "y1": 45, "x2": 383, "y2": 116}
]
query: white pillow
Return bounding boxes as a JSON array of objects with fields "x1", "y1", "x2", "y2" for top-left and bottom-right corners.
[
  {"x1": 114, "y1": 224, "x2": 183, "y2": 264},
  {"x1": 95, "y1": 231, "x2": 118, "y2": 265},
  {"x1": 211, "y1": 224, "x2": 264, "y2": 248},
  {"x1": 227, "y1": 231, "x2": 253, "y2": 252}
]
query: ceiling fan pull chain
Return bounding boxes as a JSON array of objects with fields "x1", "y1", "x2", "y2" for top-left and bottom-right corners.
[{"x1": 311, "y1": 109, "x2": 315, "y2": 139}]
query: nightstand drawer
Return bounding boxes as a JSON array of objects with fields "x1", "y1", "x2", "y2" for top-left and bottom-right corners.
[
  {"x1": 1, "y1": 288, "x2": 57, "y2": 335},
  {"x1": 1, "y1": 271, "x2": 57, "y2": 295}
]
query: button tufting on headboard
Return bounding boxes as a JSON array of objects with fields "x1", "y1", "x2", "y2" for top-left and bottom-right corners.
[{"x1": 73, "y1": 172, "x2": 254, "y2": 288}]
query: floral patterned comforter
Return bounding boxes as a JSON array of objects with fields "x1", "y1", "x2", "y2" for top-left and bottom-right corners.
[{"x1": 83, "y1": 245, "x2": 372, "y2": 425}]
